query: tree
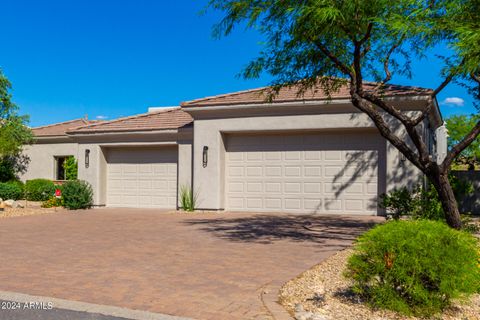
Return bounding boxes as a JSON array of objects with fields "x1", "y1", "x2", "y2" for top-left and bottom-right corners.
[
  {"x1": 208, "y1": 0, "x2": 480, "y2": 229},
  {"x1": 0, "y1": 68, "x2": 33, "y2": 181},
  {"x1": 63, "y1": 156, "x2": 78, "y2": 180},
  {"x1": 446, "y1": 114, "x2": 480, "y2": 170}
]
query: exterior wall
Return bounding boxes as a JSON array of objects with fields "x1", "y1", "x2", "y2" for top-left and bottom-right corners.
[
  {"x1": 191, "y1": 111, "x2": 387, "y2": 210},
  {"x1": 190, "y1": 107, "x2": 432, "y2": 213},
  {"x1": 21, "y1": 142, "x2": 79, "y2": 182},
  {"x1": 77, "y1": 144, "x2": 106, "y2": 205},
  {"x1": 21, "y1": 131, "x2": 193, "y2": 208},
  {"x1": 74, "y1": 131, "x2": 193, "y2": 207},
  {"x1": 178, "y1": 142, "x2": 193, "y2": 192},
  {"x1": 385, "y1": 113, "x2": 425, "y2": 192}
]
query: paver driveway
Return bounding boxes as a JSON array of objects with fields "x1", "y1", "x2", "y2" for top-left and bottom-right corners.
[{"x1": 0, "y1": 209, "x2": 381, "y2": 320}]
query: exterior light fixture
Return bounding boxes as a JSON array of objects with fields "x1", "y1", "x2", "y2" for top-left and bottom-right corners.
[
  {"x1": 202, "y1": 146, "x2": 209, "y2": 168},
  {"x1": 85, "y1": 149, "x2": 90, "y2": 168}
]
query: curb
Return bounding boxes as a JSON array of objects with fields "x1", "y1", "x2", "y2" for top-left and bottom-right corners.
[
  {"x1": 0, "y1": 290, "x2": 194, "y2": 320},
  {"x1": 262, "y1": 284, "x2": 294, "y2": 320}
]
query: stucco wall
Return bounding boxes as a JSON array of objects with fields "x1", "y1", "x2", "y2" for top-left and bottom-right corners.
[
  {"x1": 191, "y1": 112, "x2": 383, "y2": 210},
  {"x1": 22, "y1": 131, "x2": 193, "y2": 207},
  {"x1": 77, "y1": 144, "x2": 106, "y2": 205},
  {"x1": 21, "y1": 142, "x2": 79, "y2": 182},
  {"x1": 190, "y1": 109, "x2": 426, "y2": 212},
  {"x1": 74, "y1": 131, "x2": 193, "y2": 207}
]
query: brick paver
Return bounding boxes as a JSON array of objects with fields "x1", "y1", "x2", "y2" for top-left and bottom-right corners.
[{"x1": 0, "y1": 209, "x2": 381, "y2": 319}]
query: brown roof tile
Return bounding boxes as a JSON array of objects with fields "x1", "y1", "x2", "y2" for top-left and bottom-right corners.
[
  {"x1": 68, "y1": 108, "x2": 193, "y2": 134},
  {"x1": 181, "y1": 82, "x2": 433, "y2": 107},
  {"x1": 32, "y1": 119, "x2": 96, "y2": 137}
]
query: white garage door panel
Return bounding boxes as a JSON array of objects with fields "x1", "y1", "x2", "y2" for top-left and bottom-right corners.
[
  {"x1": 106, "y1": 147, "x2": 177, "y2": 208},
  {"x1": 225, "y1": 132, "x2": 382, "y2": 214}
]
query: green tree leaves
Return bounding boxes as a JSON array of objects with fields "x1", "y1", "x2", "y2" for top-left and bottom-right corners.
[
  {"x1": 0, "y1": 69, "x2": 33, "y2": 156},
  {"x1": 0, "y1": 68, "x2": 34, "y2": 179},
  {"x1": 446, "y1": 114, "x2": 480, "y2": 164}
]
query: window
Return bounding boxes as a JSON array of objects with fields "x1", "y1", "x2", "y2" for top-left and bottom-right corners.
[{"x1": 55, "y1": 156, "x2": 68, "y2": 180}]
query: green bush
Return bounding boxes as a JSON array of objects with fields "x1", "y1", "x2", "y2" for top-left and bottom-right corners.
[
  {"x1": 380, "y1": 185, "x2": 444, "y2": 220},
  {"x1": 63, "y1": 156, "x2": 78, "y2": 180},
  {"x1": 380, "y1": 174, "x2": 473, "y2": 221},
  {"x1": 179, "y1": 184, "x2": 198, "y2": 212},
  {"x1": 25, "y1": 179, "x2": 56, "y2": 201},
  {"x1": 41, "y1": 196, "x2": 63, "y2": 208},
  {"x1": 62, "y1": 180, "x2": 93, "y2": 210},
  {"x1": 345, "y1": 220, "x2": 480, "y2": 317},
  {"x1": 0, "y1": 182, "x2": 23, "y2": 200}
]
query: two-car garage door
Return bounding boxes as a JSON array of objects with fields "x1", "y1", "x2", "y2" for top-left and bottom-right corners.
[
  {"x1": 225, "y1": 131, "x2": 384, "y2": 214},
  {"x1": 106, "y1": 147, "x2": 177, "y2": 208}
]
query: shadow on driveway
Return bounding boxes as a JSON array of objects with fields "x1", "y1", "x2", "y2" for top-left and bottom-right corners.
[{"x1": 184, "y1": 214, "x2": 381, "y2": 245}]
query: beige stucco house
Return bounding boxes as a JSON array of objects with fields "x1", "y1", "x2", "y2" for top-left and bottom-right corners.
[{"x1": 22, "y1": 83, "x2": 443, "y2": 215}]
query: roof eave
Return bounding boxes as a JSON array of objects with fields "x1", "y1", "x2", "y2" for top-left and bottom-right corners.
[
  {"x1": 182, "y1": 94, "x2": 432, "y2": 111},
  {"x1": 66, "y1": 128, "x2": 182, "y2": 137}
]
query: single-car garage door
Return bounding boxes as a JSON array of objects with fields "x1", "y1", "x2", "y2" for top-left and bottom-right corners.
[
  {"x1": 225, "y1": 131, "x2": 384, "y2": 214},
  {"x1": 106, "y1": 146, "x2": 177, "y2": 208}
]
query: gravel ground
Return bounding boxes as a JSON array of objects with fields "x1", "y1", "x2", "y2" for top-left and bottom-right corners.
[
  {"x1": 279, "y1": 249, "x2": 480, "y2": 320},
  {"x1": 0, "y1": 201, "x2": 63, "y2": 218}
]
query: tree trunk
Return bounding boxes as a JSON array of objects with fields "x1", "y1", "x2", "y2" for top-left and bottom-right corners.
[{"x1": 427, "y1": 170, "x2": 463, "y2": 229}]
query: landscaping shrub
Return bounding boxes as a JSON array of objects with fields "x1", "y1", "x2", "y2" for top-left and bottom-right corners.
[
  {"x1": 345, "y1": 220, "x2": 480, "y2": 317},
  {"x1": 179, "y1": 184, "x2": 197, "y2": 212},
  {"x1": 0, "y1": 182, "x2": 23, "y2": 200},
  {"x1": 380, "y1": 185, "x2": 444, "y2": 220},
  {"x1": 25, "y1": 179, "x2": 55, "y2": 201},
  {"x1": 41, "y1": 196, "x2": 63, "y2": 208},
  {"x1": 380, "y1": 174, "x2": 473, "y2": 222},
  {"x1": 6, "y1": 179, "x2": 25, "y2": 198},
  {"x1": 62, "y1": 180, "x2": 93, "y2": 210},
  {"x1": 63, "y1": 156, "x2": 78, "y2": 180}
]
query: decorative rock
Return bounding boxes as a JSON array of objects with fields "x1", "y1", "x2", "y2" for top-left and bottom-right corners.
[
  {"x1": 4, "y1": 199, "x2": 20, "y2": 208},
  {"x1": 294, "y1": 304, "x2": 305, "y2": 313},
  {"x1": 294, "y1": 304, "x2": 331, "y2": 320},
  {"x1": 294, "y1": 304, "x2": 315, "y2": 320}
]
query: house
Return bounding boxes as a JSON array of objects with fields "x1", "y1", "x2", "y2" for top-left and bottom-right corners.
[{"x1": 21, "y1": 82, "x2": 442, "y2": 215}]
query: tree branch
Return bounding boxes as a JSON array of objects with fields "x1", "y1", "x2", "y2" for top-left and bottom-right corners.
[
  {"x1": 350, "y1": 92, "x2": 425, "y2": 171},
  {"x1": 360, "y1": 92, "x2": 431, "y2": 164},
  {"x1": 312, "y1": 41, "x2": 353, "y2": 77},
  {"x1": 432, "y1": 73, "x2": 454, "y2": 98},
  {"x1": 471, "y1": 72, "x2": 480, "y2": 85},
  {"x1": 374, "y1": 34, "x2": 405, "y2": 91},
  {"x1": 411, "y1": 100, "x2": 433, "y2": 126},
  {"x1": 442, "y1": 120, "x2": 480, "y2": 170},
  {"x1": 358, "y1": 23, "x2": 373, "y2": 45},
  {"x1": 432, "y1": 59, "x2": 465, "y2": 98}
]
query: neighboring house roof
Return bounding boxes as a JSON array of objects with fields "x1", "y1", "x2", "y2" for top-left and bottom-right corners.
[
  {"x1": 67, "y1": 108, "x2": 193, "y2": 134},
  {"x1": 32, "y1": 119, "x2": 97, "y2": 137},
  {"x1": 181, "y1": 82, "x2": 433, "y2": 107}
]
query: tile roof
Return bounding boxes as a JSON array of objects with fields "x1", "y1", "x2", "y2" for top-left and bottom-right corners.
[
  {"x1": 181, "y1": 82, "x2": 433, "y2": 107},
  {"x1": 32, "y1": 119, "x2": 96, "y2": 137},
  {"x1": 67, "y1": 108, "x2": 193, "y2": 134}
]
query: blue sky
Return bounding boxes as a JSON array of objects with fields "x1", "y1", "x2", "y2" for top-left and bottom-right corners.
[{"x1": 0, "y1": 0, "x2": 476, "y2": 127}]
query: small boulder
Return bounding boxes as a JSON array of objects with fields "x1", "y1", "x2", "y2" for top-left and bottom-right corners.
[
  {"x1": 4, "y1": 200, "x2": 21, "y2": 208},
  {"x1": 294, "y1": 304, "x2": 314, "y2": 320}
]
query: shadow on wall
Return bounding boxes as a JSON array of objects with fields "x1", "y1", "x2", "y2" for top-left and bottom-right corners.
[
  {"x1": 453, "y1": 171, "x2": 480, "y2": 215},
  {"x1": 328, "y1": 113, "x2": 424, "y2": 213},
  {"x1": 183, "y1": 214, "x2": 380, "y2": 245},
  {"x1": 328, "y1": 149, "x2": 380, "y2": 212}
]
